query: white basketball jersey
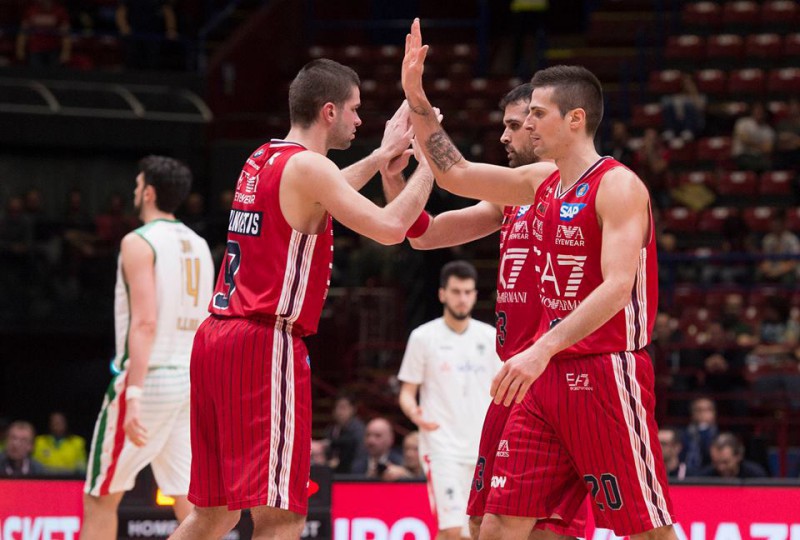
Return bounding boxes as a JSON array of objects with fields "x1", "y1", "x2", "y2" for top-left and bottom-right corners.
[
  {"x1": 398, "y1": 318, "x2": 500, "y2": 462},
  {"x1": 113, "y1": 219, "x2": 214, "y2": 371}
]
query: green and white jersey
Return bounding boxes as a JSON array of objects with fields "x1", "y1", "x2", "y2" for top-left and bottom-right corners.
[{"x1": 112, "y1": 219, "x2": 214, "y2": 372}]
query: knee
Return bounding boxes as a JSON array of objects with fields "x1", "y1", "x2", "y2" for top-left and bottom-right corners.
[
  {"x1": 190, "y1": 507, "x2": 241, "y2": 536},
  {"x1": 82, "y1": 493, "x2": 120, "y2": 516},
  {"x1": 478, "y1": 515, "x2": 502, "y2": 540},
  {"x1": 469, "y1": 517, "x2": 483, "y2": 540}
]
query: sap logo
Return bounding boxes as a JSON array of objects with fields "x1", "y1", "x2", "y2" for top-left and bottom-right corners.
[
  {"x1": 560, "y1": 203, "x2": 586, "y2": 221},
  {"x1": 566, "y1": 373, "x2": 592, "y2": 391},
  {"x1": 491, "y1": 476, "x2": 507, "y2": 488},
  {"x1": 496, "y1": 440, "x2": 510, "y2": 458},
  {"x1": 576, "y1": 183, "x2": 590, "y2": 197},
  {"x1": 498, "y1": 248, "x2": 529, "y2": 290},
  {"x1": 334, "y1": 517, "x2": 431, "y2": 540},
  {"x1": 516, "y1": 205, "x2": 531, "y2": 218},
  {"x1": 556, "y1": 225, "x2": 585, "y2": 246},
  {"x1": 0, "y1": 516, "x2": 80, "y2": 539}
]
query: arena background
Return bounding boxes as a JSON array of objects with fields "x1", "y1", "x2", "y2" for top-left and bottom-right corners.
[{"x1": 0, "y1": 0, "x2": 799, "y2": 537}]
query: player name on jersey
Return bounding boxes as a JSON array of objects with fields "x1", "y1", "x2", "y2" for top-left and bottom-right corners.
[{"x1": 227, "y1": 209, "x2": 262, "y2": 236}]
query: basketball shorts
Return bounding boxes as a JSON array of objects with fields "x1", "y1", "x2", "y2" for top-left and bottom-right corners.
[
  {"x1": 422, "y1": 455, "x2": 474, "y2": 535},
  {"x1": 467, "y1": 401, "x2": 586, "y2": 537},
  {"x1": 487, "y1": 350, "x2": 674, "y2": 536},
  {"x1": 188, "y1": 316, "x2": 312, "y2": 513},
  {"x1": 85, "y1": 366, "x2": 191, "y2": 497}
]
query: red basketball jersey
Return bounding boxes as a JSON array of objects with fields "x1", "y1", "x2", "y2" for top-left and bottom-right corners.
[
  {"x1": 209, "y1": 140, "x2": 334, "y2": 336},
  {"x1": 495, "y1": 204, "x2": 542, "y2": 361},
  {"x1": 533, "y1": 157, "x2": 658, "y2": 355}
]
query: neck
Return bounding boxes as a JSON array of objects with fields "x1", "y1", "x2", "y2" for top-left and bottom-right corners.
[
  {"x1": 443, "y1": 312, "x2": 470, "y2": 334},
  {"x1": 285, "y1": 126, "x2": 328, "y2": 155},
  {"x1": 554, "y1": 142, "x2": 601, "y2": 190},
  {"x1": 141, "y1": 208, "x2": 175, "y2": 224}
]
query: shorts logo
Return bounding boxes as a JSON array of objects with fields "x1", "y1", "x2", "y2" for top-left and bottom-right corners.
[
  {"x1": 576, "y1": 183, "x2": 590, "y2": 197},
  {"x1": 490, "y1": 476, "x2": 507, "y2": 488},
  {"x1": 496, "y1": 440, "x2": 510, "y2": 458},
  {"x1": 566, "y1": 373, "x2": 592, "y2": 391},
  {"x1": 560, "y1": 203, "x2": 586, "y2": 221}
]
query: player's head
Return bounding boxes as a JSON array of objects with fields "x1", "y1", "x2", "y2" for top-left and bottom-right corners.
[
  {"x1": 438, "y1": 260, "x2": 478, "y2": 321},
  {"x1": 289, "y1": 58, "x2": 362, "y2": 150},
  {"x1": 134, "y1": 156, "x2": 192, "y2": 217},
  {"x1": 526, "y1": 65, "x2": 603, "y2": 158},
  {"x1": 709, "y1": 432, "x2": 745, "y2": 478},
  {"x1": 499, "y1": 83, "x2": 537, "y2": 168}
]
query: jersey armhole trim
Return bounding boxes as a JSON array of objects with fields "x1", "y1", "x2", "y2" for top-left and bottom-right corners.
[{"x1": 132, "y1": 230, "x2": 157, "y2": 264}]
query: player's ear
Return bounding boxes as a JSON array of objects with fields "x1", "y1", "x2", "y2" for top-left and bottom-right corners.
[
  {"x1": 569, "y1": 108, "x2": 586, "y2": 131},
  {"x1": 321, "y1": 102, "x2": 337, "y2": 124},
  {"x1": 144, "y1": 184, "x2": 157, "y2": 204},
  {"x1": 438, "y1": 287, "x2": 446, "y2": 304}
]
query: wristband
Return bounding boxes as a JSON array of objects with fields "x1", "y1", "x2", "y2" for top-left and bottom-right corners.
[
  {"x1": 126, "y1": 385, "x2": 143, "y2": 400},
  {"x1": 406, "y1": 211, "x2": 432, "y2": 239}
]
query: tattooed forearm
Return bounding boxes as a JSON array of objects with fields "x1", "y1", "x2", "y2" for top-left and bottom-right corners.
[{"x1": 426, "y1": 130, "x2": 463, "y2": 172}]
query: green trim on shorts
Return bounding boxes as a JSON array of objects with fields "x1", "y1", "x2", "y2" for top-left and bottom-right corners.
[{"x1": 88, "y1": 377, "x2": 119, "y2": 491}]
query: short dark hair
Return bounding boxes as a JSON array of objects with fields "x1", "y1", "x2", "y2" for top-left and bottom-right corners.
[
  {"x1": 289, "y1": 59, "x2": 360, "y2": 128},
  {"x1": 712, "y1": 432, "x2": 744, "y2": 456},
  {"x1": 138, "y1": 156, "x2": 192, "y2": 214},
  {"x1": 659, "y1": 427, "x2": 681, "y2": 444},
  {"x1": 499, "y1": 83, "x2": 533, "y2": 110},
  {"x1": 440, "y1": 260, "x2": 478, "y2": 288},
  {"x1": 530, "y1": 65, "x2": 604, "y2": 136}
]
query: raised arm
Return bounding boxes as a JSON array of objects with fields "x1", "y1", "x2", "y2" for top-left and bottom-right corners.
[
  {"x1": 400, "y1": 19, "x2": 554, "y2": 206},
  {"x1": 491, "y1": 168, "x2": 651, "y2": 405}
]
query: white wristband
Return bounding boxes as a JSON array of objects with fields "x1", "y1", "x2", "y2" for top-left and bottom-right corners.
[{"x1": 126, "y1": 385, "x2": 143, "y2": 400}]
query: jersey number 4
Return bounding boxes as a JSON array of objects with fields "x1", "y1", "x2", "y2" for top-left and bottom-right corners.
[{"x1": 212, "y1": 240, "x2": 241, "y2": 309}]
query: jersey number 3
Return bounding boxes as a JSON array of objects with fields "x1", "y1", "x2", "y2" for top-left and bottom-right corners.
[{"x1": 212, "y1": 240, "x2": 241, "y2": 309}]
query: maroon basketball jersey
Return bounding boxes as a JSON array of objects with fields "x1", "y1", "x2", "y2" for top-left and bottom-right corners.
[
  {"x1": 533, "y1": 157, "x2": 658, "y2": 356},
  {"x1": 495, "y1": 204, "x2": 542, "y2": 361},
  {"x1": 209, "y1": 140, "x2": 333, "y2": 336}
]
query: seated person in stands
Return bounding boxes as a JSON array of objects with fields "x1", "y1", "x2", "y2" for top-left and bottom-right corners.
[
  {"x1": 661, "y1": 72, "x2": 706, "y2": 142},
  {"x1": 774, "y1": 98, "x2": 800, "y2": 172},
  {"x1": 681, "y1": 396, "x2": 719, "y2": 471},
  {"x1": 351, "y1": 417, "x2": 404, "y2": 479},
  {"x1": 15, "y1": 0, "x2": 71, "y2": 68},
  {"x1": 0, "y1": 421, "x2": 45, "y2": 477},
  {"x1": 33, "y1": 411, "x2": 87, "y2": 475},
  {"x1": 659, "y1": 427, "x2": 696, "y2": 480},
  {"x1": 758, "y1": 210, "x2": 800, "y2": 284},
  {"x1": 699, "y1": 432, "x2": 768, "y2": 479},
  {"x1": 382, "y1": 430, "x2": 425, "y2": 481},
  {"x1": 732, "y1": 102, "x2": 775, "y2": 173},
  {"x1": 324, "y1": 392, "x2": 367, "y2": 474}
]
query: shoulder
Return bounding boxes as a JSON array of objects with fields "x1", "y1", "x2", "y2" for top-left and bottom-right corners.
[
  {"x1": 597, "y1": 166, "x2": 649, "y2": 211},
  {"x1": 121, "y1": 230, "x2": 155, "y2": 261},
  {"x1": 409, "y1": 319, "x2": 440, "y2": 341},
  {"x1": 286, "y1": 150, "x2": 337, "y2": 175},
  {"x1": 472, "y1": 319, "x2": 496, "y2": 335}
]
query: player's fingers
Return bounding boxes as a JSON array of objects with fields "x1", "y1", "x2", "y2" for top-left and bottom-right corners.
[
  {"x1": 419, "y1": 44, "x2": 429, "y2": 64},
  {"x1": 503, "y1": 378, "x2": 521, "y2": 407},
  {"x1": 492, "y1": 374, "x2": 510, "y2": 405},
  {"x1": 490, "y1": 365, "x2": 508, "y2": 398},
  {"x1": 515, "y1": 380, "x2": 534, "y2": 405}
]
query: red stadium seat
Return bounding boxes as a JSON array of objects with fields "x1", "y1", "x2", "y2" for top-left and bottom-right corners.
[
  {"x1": 786, "y1": 207, "x2": 800, "y2": 233},
  {"x1": 663, "y1": 207, "x2": 699, "y2": 233},
  {"x1": 759, "y1": 171, "x2": 794, "y2": 196},
  {"x1": 722, "y1": 1, "x2": 760, "y2": 32},
  {"x1": 727, "y1": 68, "x2": 766, "y2": 97},
  {"x1": 648, "y1": 70, "x2": 683, "y2": 95},
  {"x1": 679, "y1": 170, "x2": 716, "y2": 189},
  {"x1": 665, "y1": 35, "x2": 706, "y2": 64},
  {"x1": 784, "y1": 34, "x2": 800, "y2": 62},
  {"x1": 696, "y1": 69, "x2": 728, "y2": 96},
  {"x1": 744, "y1": 34, "x2": 783, "y2": 65},
  {"x1": 696, "y1": 137, "x2": 732, "y2": 166},
  {"x1": 667, "y1": 138, "x2": 697, "y2": 166},
  {"x1": 767, "y1": 68, "x2": 800, "y2": 97},
  {"x1": 748, "y1": 286, "x2": 783, "y2": 308},
  {"x1": 761, "y1": 1, "x2": 799, "y2": 33},
  {"x1": 743, "y1": 206, "x2": 776, "y2": 233},
  {"x1": 718, "y1": 171, "x2": 758, "y2": 197},
  {"x1": 631, "y1": 103, "x2": 663, "y2": 129},
  {"x1": 672, "y1": 285, "x2": 706, "y2": 309},
  {"x1": 706, "y1": 34, "x2": 744, "y2": 67},
  {"x1": 698, "y1": 207, "x2": 737, "y2": 233},
  {"x1": 682, "y1": 1, "x2": 723, "y2": 33},
  {"x1": 678, "y1": 306, "x2": 715, "y2": 332}
]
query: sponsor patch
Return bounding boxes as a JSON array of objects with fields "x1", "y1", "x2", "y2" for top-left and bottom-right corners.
[{"x1": 560, "y1": 202, "x2": 586, "y2": 221}]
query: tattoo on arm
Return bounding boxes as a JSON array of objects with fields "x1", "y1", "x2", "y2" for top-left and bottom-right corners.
[{"x1": 426, "y1": 130, "x2": 463, "y2": 172}]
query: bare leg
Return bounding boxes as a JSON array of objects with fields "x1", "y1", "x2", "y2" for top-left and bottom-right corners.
[
  {"x1": 171, "y1": 495, "x2": 193, "y2": 522},
  {"x1": 469, "y1": 516, "x2": 483, "y2": 540},
  {"x1": 250, "y1": 505, "x2": 306, "y2": 540},
  {"x1": 529, "y1": 527, "x2": 576, "y2": 540},
  {"x1": 479, "y1": 514, "x2": 537, "y2": 540},
  {"x1": 79, "y1": 492, "x2": 125, "y2": 540},
  {"x1": 631, "y1": 525, "x2": 677, "y2": 540},
  {"x1": 437, "y1": 527, "x2": 462, "y2": 540},
  {"x1": 168, "y1": 506, "x2": 241, "y2": 540}
]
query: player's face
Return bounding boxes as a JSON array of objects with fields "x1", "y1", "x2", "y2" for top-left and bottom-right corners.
[
  {"x1": 133, "y1": 173, "x2": 146, "y2": 214},
  {"x1": 524, "y1": 87, "x2": 570, "y2": 160},
  {"x1": 501, "y1": 100, "x2": 538, "y2": 168},
  {"x1": 439, "y1": 277, "x2": 477, "y2": 321},
  {"x1": 331, "y1": 86, "x2": 362, "y2": 150}
]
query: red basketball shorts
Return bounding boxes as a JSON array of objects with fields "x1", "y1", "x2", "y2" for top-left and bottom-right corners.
[
  {"x1": 486, "y1": 350, "x2": 674, "y2": 536},
  {"x1": 188, "y1": 315, "x2": 311, "y2": 513},
  {"x1": 467, "y1": 401, "x2": 586, "y2": 537}
]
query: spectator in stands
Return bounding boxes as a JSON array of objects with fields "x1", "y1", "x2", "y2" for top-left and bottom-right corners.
[
  {"x1": 15, "y1": 0, "x2": 71, "y2": 68},
  {"x1": 179, "y1": 192, "x2": 209, "y2": 240},
  {"x1": 634, "y1": 128, "x2": 670, "y2": 208},
  {"x1": 662, "y1": 72, "x2": 706, "y2": 142},
  {"x1": 659, "y1": 427, "x2": 694, "y2": 480},
  {"x1": 381, "y1": 430, "x2": 425, "y2": 481},
  {"x1": 94, "y1": 192, "x2": 135, "y2": 251},
  {"x1": 351, "y1": 417, "x2": 404, "y2": 479},
  {"x1": 324, "y1": 392, "x2": 367, "y2": 474},
  {"x1": 758, "y1": 209, "x2": 800, "y2": 284},
  {"x1": 732, "y1": 102, "x2": 775, "y2": 172},
  {"x1": 774, "y1": 98, "x2": 800, "y2": 173},
  {"x1": 721, "y1": 293, "x2": 757, "y2": 347},
  {"x1": 32, "y1": 411, "x2": 86, "y2": 475},
  {"x1": 116, "y1": 0, "x2": 178, "y2": 70},
  {"x1": 0, "y1": 421, "x2": 45, "y2": 477},
  {"x1": 681, "y1": 396, "x2": 719, "y2": 471},
  {"x1": 0, "y1": 196, "x2": 34, "y2": 309},
  {"x1": 600, "y1": 120, "x2": 634, "y2": 166},
  {"x1": 699, "y1": 432, "x2": 768, "y2": 478},
  {"x1": 310, "y1": 439, "x2": 329, "y2": 468}
]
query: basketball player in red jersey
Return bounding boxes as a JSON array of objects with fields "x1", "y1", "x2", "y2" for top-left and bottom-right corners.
[
  {"x1": 169, "y1": 58, "x2": 433, "y2": 540},
  {"x1": 402, "y1": 19, "x2": 675, "y2": 540}
]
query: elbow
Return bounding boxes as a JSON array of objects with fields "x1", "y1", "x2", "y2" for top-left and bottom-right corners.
[
  {"x1": 373, "y1": 219, "x2": 406, "y2": 246},
  {"x1": 612, "y1": 279, "x2": 637, "y2": 313},
  {"x1": 131, "y1": 318, "x2": 157, "y2": 336}
]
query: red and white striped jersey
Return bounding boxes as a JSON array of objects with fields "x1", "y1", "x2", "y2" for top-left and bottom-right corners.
[
  {"x1": 532, "y1": 157, "x2": 658, "y2": 356},
  {"x1": 209, "y1": 140, "x2": 333, "y2": 336}
]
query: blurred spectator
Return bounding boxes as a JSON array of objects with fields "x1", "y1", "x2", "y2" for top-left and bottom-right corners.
[
  {"x1": 180, "y1": 192, "x2": 209, "y2": 240},
  {"x1": 0, "y1": 421, "x2": 45, "y2": 477},
  {"x1": 94, "y1": 193, "x2": 136, "y2": 251},
  {"x1": 634, "y1": 128, "x2": 671, "y2": 208},
  {"x1": 324, "y1": 392, "x2": 366, "y2": 474},
  {"x1": 774, "y1": 98, "x2": 800, "y2": 172},
  {"x1": 116, "y1": 0, "x2": 178, "y2": 70},
  {"x1": 662, "y1": 73, "x2": 706, "y2": 142},
  {"x1": 721, "y1": 293, "x2": 757, "y2": 347},
  {"x1": 381, "y1": 431, "x2": 425, "y2": 481},
  {"x1": 16, "y1": 0, "x2": 71, "y2": 68},
  {"x1": 310, "y1": 439, "x2": 329, "y2": 468},
  {"x1": 32, "y1": 411, "x2": 86, "y2": 475},
  {"x1": 0, "y1": 196, "x2": 34, "y2": 308},
  {"x1": 699, "y1": 432, "x2": 768, "y2": 478},
  {"x1": 748, "y1": 297, "x2": 800, "y2": 410},
  {"x1": 600, "y1": 120, "x2": 634, "y2": 166},
  {"x1": 681, "y1": 397, "x2": 719, "y2": 471},
  {"x1": 732, "y1": 103, "x2": 775, "y2": 172},
  {"x1": 757, "y1": 210, "x2": 800, "y2": 284},
  {"x1": 659, "y1": 427, "x2": 693, "y2": 479},
  {"x1": 351, "y1": 417, "x2": 404, "y2": 479}
]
